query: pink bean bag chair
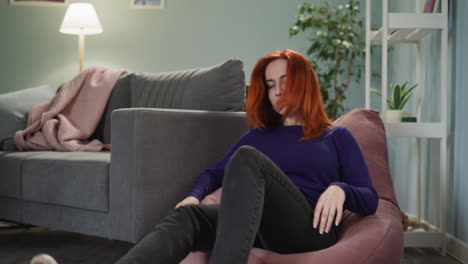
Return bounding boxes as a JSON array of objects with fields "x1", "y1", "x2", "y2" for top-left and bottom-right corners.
[{"x1": 181, "y1": 108, "x2": 404, "y2": 264}]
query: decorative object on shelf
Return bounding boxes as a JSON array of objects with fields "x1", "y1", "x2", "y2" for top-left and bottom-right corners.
[
  {"x1": 386, "y1": 110, "x2": 402, "y2": 123},
  {"x1": 10, "y1": 0, "x2": 66, "y2": 6},
  {"x1": 371, "y1": 82, "x2": 417, "y2": 122},
  {"x1": 289, "y1": 0, "x2": 364, "y2": 120},
  {"x1": 423, "y1": 0, "x2": 440, "y2": 13},
  {"x1": 400, "y1": 210, "x2": 430, "y2": 231},
  {"x1": 401, "y1": 111, "x2": 417, "y2": 122},
  {"x1": 60, "y1": 3, "x2": 103, "y2": 73},
  {"x1": 401, "y1": 117, "x2": 417, "y2": 122},
  {"x1": 131, "y1": 0, "x2": 165, "y2": 9}
]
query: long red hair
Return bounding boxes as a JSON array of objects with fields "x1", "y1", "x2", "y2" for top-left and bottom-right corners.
[{"x1": 245, "y1": 49, "x2": 333, "y2": 140}]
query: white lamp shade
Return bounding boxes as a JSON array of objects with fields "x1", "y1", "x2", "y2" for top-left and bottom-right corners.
[{"x1": 60, "y1": 3, "x2": 103, "y2": 35}]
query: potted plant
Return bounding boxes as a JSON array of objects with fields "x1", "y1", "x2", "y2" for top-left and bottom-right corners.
[{"x1": 371, "y1": 82, "x2": 417, "y2": 122}]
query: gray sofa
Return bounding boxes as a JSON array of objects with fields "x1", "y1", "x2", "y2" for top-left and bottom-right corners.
[{"x1": 0, "y1": 59, "x2": 249, "y2": 243}]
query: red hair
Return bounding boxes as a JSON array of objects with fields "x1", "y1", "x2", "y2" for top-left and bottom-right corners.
[{"x1": 245, "y1": 49, "x2": 333, "y2": 140}]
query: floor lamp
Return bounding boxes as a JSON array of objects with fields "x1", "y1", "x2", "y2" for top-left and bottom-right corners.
[{"x1": 59, "y1": 3, "x2": 103, "y2": 72}]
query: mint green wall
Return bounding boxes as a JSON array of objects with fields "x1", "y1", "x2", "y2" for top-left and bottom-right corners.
[
  {"x1": 451, "y1": 0, "x2": 468, "y2": 244},
  {"x1": 0, "y1": 0, "x2": 314, "y2": 93},
  {"x1": 0, "y1": 0, "x2": 369, "y2": 112}
]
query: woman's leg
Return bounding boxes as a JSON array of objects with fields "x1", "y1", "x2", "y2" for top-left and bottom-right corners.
[
  {"x1": 209, "y1": 145, "x2": 336, "y2": 264},
  {"x1": 117, "y1": 144, "x2": 336, "y2": 264},
  {"x1": 116, "y1": 204, "x2": 219, "y2": 264}
]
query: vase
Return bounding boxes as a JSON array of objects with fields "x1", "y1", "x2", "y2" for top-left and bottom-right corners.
[{"x1": 386, "y1": 110, "x2": 403, "y2": 123}]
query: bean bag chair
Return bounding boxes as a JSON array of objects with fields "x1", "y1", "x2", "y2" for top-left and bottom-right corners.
[{"x1": 181, "y1": 108, "x2": 404, "y2": 264}]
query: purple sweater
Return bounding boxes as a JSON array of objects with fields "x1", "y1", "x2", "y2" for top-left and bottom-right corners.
[{"x1": 185, "y1": 125, "x2": 378, "y2": 217}]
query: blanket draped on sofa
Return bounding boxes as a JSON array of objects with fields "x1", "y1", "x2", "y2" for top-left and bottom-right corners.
[{"x1": 14, "y1": 66, "x2": 125, "y2": 151}]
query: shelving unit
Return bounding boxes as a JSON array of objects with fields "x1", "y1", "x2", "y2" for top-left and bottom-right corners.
[{"x1": 365, "y1": 0, "x2": 449, "y2": 254}]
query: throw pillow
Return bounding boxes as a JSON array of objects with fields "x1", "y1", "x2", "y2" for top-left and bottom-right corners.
[
  {"x1": 98, "y1": 59, "x2": 246, "y2": 144},
  {"x1": 0, "y1": 85, "x2": 56, "y2": 151},
  {"x1": 130, "y1": 58, "x2": 245, "y2": 111}
]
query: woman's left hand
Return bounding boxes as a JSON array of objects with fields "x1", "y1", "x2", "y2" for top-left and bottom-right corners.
[{"x1": 313, "y1": 185, "x2": 345, "y2": 234}]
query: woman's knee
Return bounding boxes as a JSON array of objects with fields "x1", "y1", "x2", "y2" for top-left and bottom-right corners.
[
  {"x1": 155, "y1": 205, "x2": 197, "y2": 229},
  {"x1": 225, "y1": 146, "x2": 265, "y2": 184},
  {"x1": 163, "y1": 204, "x2": 217, "y2": 227},
  {"x1": 230, "y1": 145, "x2": 260, "y2": 164}
]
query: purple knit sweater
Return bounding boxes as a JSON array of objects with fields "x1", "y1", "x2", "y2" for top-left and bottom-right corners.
[{"x1": 185, "y1": 125, "x2": 378, "y2": 217}]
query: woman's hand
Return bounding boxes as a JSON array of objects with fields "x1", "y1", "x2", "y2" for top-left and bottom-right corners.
[
  {"x1": 313, "y1": 185, "x2": 345, "y2": 234},
  {"x1": 175, "y1": 196, "x2": 200, "y2": 209}
]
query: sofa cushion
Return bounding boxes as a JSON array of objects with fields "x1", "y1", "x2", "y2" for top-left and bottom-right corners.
[
  {"x1": 21, "y1": 151, "x2": 110, "y2": 212},
  {"x1": 130, "y1": 59, "x2": 245, "y2": 111},
  {"x1": 96, "y1": 59, "x2": 245, "y2": 144},
  {"x1": 0, "y1": 151, "x2": 44, "y2": 199},
  {"x1": 0, "y1": 85, "x2": 56, "y2": 151}
]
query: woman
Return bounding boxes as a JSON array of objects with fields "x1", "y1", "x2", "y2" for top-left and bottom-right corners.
[
  {"x1": 32, "y1": 49, "x2": 378, "y2": 264},
  {"x1": 115, "y1": 49, "x2": 378, "y2": 264}
]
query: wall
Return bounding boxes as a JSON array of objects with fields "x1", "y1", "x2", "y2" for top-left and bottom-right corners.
[
  {"x1": 0, "y1": 0, "x2": 368, "y2": 111},
  {"x1": 451, "y1": 0, "x2": 468, "y2": 244},
  {"x1": 0, "y1": 0, "x2": 310, "y2": 93}
]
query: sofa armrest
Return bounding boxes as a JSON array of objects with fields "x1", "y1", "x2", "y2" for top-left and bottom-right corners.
[{"x1": 109, "y1": 108, "x2": 248, "y2": 242}]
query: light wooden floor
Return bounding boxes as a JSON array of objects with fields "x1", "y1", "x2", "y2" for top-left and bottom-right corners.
[{"x1": 0, "y1": 223, "x2": 462, "y2": 264}]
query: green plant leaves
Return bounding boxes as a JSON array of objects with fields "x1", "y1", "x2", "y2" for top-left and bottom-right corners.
[
  {"x1": 370, "y1": 82, "x2": 418, "y2": 110},
  {"x1": 289, "y1": 0, "x2": 365, "y2": 120},
  {"x1": 393, "y1": 84, "x2": 401, "y2": 109},
  {"x1": 370, "y1": 88, "x2": 382, "y2": 96}
]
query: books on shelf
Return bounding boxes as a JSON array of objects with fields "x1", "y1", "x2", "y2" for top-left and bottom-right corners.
[{"x1": 423, "y1": 0, "x2": 440, "y2": 13}]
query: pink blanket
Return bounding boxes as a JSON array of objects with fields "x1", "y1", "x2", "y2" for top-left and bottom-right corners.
[{"x1": 14, "y1": 66, "x2": 126, "y2": 152}]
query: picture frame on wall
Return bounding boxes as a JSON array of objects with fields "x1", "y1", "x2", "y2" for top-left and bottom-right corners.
[
  {"x1": 131, "y1": 0, "x2": 165, "y2": 9},
  {"x1": 10, "y1": 0, "x2": 67, "y2": 6}
]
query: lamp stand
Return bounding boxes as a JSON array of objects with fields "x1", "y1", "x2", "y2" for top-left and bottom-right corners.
[{"x1": 78, "y1": 33, "x2": 85, "y2": 72}]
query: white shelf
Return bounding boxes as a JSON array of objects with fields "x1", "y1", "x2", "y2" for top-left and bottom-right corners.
[
  {"x1": 370, "y1": 13, "x2": 445, "y2": 44},
  {"x1": 365, "y1": 0, "x2": 449, "y2": 254},
  {"x1": 404, "y1": 231, "x2": 445, "y2": 248},
  {"x1": 384, "y1": 122, "x2": 444, "y2": 138},
  {"x1": 403, "y1": 216, "x2": 445, "y2": 248},
  {"x1": 389, "y1": 13, "x2": 445, "y2": 29},
  {"x1": 371, "y1": 28, "x2": 437, "y2": 44}
]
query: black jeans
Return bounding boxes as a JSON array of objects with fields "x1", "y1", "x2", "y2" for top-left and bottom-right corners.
[{"x1": 116, "y1": 145, "x2": 336, "y2": 264}]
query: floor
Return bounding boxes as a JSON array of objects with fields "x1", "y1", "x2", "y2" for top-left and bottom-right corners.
[
  {"x1": 0, "y1": 226, "x2": 131, "y2": 264},
  {"x1": 0, "y1": 222, "x2": 462, "y2": 264}
]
